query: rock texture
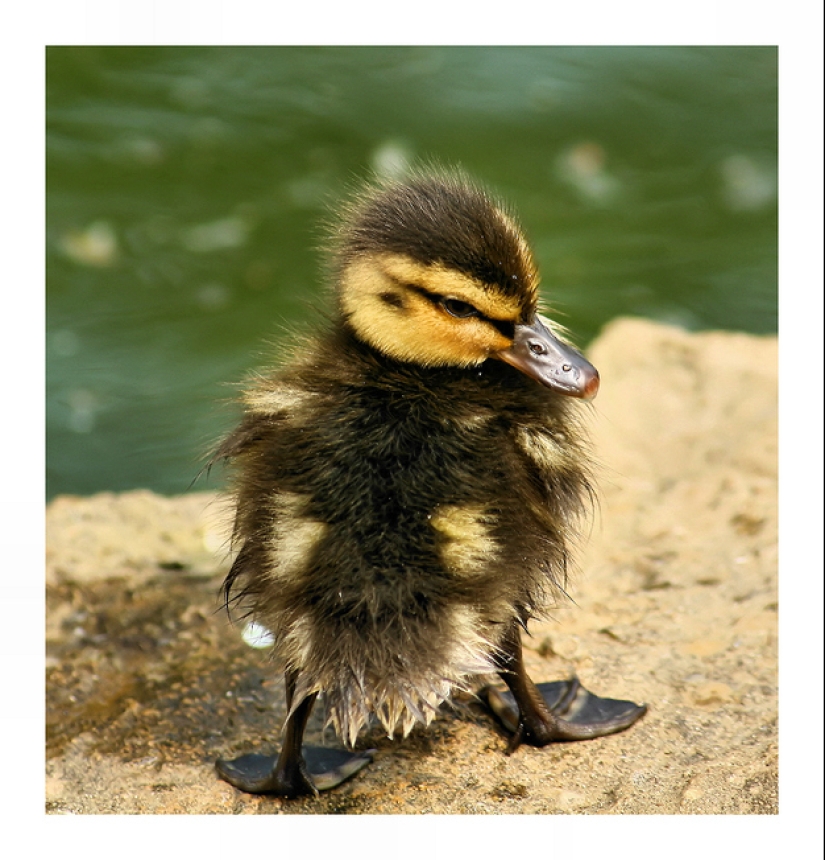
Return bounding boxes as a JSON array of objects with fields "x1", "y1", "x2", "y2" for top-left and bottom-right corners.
[{"x1": 45, "y1": 318, "x2": 777, "y2": 815}]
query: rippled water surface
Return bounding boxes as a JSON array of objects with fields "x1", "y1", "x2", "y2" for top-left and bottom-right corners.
[{"x1": 46, "y1": 46, "x2": 777, "y2": 498}]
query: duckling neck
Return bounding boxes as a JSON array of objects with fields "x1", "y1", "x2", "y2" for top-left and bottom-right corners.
[{"x1": 331, "y1": 320, "x2": 578, "y2": 418}]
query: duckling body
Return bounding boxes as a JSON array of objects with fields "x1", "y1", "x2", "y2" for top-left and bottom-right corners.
[{"x1": 215, "y1": 169, "x2": 645, "y2": 797}]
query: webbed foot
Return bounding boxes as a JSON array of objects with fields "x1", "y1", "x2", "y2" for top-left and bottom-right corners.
[
  {"x1": 482, "y1": 676, "x2": 647, "y2": 751},
  {"x1": 216, "y1": 746, "x2": 375, "y2": 797}
]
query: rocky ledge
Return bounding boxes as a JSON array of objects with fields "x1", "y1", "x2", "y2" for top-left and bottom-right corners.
[{"x1": 46, "y1": 318, "x2": 777, "y2": 815}]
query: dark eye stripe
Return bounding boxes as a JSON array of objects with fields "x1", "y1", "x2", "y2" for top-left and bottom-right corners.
[
  {"x1": 395, "y1": 279, "x2": 516, "y2": 338},
  {"x1": 489, "y1": 318, "x2": 515, "y2": 340}
]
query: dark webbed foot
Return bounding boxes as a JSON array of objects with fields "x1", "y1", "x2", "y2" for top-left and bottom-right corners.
[
  {"x1": 486, "y1": 624, "x2": 647, "y2": 752},
  {"x1": 217, "y1": 676, "x2": 374, "y2": 798},
  {"x1": 216, "y1": 746, "x2": 374, "y2": 797},
  {"x1": 483, "y1": 676, "x2": 647, "y2": 751}
]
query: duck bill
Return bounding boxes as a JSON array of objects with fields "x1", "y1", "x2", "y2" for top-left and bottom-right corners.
[{"x1": 497, "y1": 316, "x2": 600, "y2": 399}]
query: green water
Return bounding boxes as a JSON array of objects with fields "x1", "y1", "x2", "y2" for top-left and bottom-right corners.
[{"x1": 46, "y1": 46, "x2": 777, "y2": 499}]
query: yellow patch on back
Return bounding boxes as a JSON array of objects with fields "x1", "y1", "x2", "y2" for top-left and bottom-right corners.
[
  {"x1": 244, "y1": 383, "x2": 315, "y2": 418},
  {"x1": 265, "y1": 492, "x2": 327, "y2": 584},
  {"x1": 516, "y1": 425, "x2": 570, "y2": 471},
  {"x1": 430, "y1": 504, "x2": 499, "y2": 576}
]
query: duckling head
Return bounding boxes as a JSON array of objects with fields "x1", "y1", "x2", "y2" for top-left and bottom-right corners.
[{"x1": 334, "y1": 169, "x2": 599, "y2": 399}]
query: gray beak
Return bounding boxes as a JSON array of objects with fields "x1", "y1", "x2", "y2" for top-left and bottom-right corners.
[{"x1": 497, "y1": 315, "x2": 599, "y2": 399}]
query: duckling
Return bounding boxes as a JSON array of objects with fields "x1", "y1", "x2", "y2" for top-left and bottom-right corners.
[{"x1": 213, "y1": 167, "x2": 646, "y2": 798}]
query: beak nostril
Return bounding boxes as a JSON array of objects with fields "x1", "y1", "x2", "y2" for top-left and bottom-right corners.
[
  {"x1": 529, "y1": 342, "x2": 546, "y2": 356},
  {"x1": 562, "y1": 364, "x2": 572, "y2": 372}
]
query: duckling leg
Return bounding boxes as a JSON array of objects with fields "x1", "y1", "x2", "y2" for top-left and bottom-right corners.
[
  {"x1": 484, "y1": 624, "x2": 647, "y2": 752},
  {"x1": 216, "y1": 672, "x2": 374, "y2": 797}
]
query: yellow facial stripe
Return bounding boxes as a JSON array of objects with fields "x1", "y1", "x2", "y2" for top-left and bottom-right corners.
[
  {"x1": 378, "y1": 254, "x2": 526, "y2": 321},
  {"x1": 340, "y1": 256, "x2": 514, "y2": 367}
]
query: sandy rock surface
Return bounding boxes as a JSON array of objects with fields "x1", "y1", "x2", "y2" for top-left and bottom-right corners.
[{"x1": 45, "y1": 318, "x2": 777, "y2": 815}]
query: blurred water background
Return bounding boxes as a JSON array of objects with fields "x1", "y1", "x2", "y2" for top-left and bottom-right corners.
[{"x1": 46, "y1": 46, "x2": 777, "y2": 499}]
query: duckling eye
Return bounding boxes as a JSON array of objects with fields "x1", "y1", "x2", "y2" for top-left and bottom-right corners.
[{"x1": 441, "y1": 298, "x2": 478, "y2": 319}]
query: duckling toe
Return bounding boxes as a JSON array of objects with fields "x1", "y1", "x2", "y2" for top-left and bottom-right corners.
[
  {"x1": 216, "y1": 747, "x2": 374, "y2": 797},
  {"x1": 216, "y1": 753, "x2": 286, "y2": 794},
  {"x1": 305, "y1": 746, "x2": 376, "y2": 792},
  {"x1": 483, "y1": 677, "x2": 647, "y2": 742}
]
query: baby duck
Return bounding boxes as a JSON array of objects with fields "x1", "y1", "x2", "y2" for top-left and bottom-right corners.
[{"x1": 214, "y1": 167, "x2": 646, "y2": 798}]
